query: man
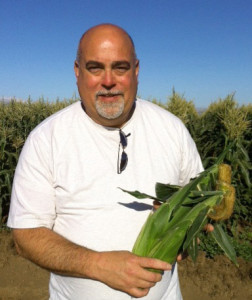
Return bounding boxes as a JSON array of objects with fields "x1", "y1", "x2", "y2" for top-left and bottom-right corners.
[{"x1": 8, "y1": 24, "x2": 203, "y2": 299}]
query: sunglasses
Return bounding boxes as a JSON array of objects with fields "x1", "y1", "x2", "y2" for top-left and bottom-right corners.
[{"x1": 117, "y1": 130, "x2": 130, "y2": 174}]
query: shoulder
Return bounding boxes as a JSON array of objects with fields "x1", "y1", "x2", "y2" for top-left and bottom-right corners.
[
  {"x1": 135, "y1": 99, "x2": 203, "y2": 184},
  {"x1": 29, "y1": 101, "x2": 82, "y2": 138},
  {"x1": 135, "y1": 98, "x2": 197, "y2": 154},
  {"x1": 20, "y1": 101, "x2": 82, "y2": 155},
  {"x1": 136, "y1": 98, "x2": 187, "y2": 131}
]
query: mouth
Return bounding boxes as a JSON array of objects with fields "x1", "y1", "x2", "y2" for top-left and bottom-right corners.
[{"x1": 96, "y1": 92, "x2": 123, "y2": 102}]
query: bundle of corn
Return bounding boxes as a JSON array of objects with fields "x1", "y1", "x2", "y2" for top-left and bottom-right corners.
[{"x1": 121, "y1": 162, "x2": 238, "y2": 267}]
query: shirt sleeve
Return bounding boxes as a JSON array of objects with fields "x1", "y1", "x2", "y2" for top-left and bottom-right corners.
[{"x1": 7, "y1": 129, "x2": 56, "y2": 229}]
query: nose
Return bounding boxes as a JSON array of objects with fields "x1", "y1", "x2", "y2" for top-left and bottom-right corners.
[{"x1": 101, "y1": 70, "x2": 116, "y2": 90}]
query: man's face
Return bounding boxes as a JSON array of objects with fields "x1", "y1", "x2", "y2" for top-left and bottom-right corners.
[{"x1": 74, "y1": 27, "x2": 139, "y2": 127}]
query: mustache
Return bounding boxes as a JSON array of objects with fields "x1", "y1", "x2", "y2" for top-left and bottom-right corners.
[{"x1": 96, "y1": 91, "x2": 123, "y2": 97}]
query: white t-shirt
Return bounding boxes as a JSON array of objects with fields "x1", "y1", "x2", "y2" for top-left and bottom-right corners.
[{"x1": 8, "y1": 99, "x2": 203, "y2": 300}]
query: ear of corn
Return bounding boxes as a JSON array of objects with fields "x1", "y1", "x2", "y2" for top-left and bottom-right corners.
[
  {"x1": 208, "y1": 182, "x2": 235, "y2": 221},
  {"x1": 208, "y1": 164, "x2": 235, "y2": 221},
  {"x1": 121, "y1": 160, "x2": 238, "y2": 268},
  {"x1": 218, "y1": 164, "x2": 232, "y2": 184}
]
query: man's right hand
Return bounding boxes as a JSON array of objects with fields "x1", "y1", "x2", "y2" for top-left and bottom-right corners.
[
  {"x1": 89, "y1": 250, "x2": 172, "y2": 298},
  {"x1": 12, "y1": 228, "x2": 171, "y2": 298}
]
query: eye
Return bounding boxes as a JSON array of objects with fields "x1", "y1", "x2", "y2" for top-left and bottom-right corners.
[
  {"x1": 114, "y1": 64, "x2": 130, "y2": 74},
  {"x1": 116, "y1": 66, "x2": 128, "y2": 72},
  {"x1": 88, "y1": 67, "x2": 102, "y2": 74},
  {"x1": 86, "y1": 62, "x2": 104, "y2": 74}
]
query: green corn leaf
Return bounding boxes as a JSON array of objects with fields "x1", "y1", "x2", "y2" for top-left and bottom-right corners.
[
  {"x1": 214, "y1": 141, "x2": 235, "y2": 164},
  {"x1": 202, "y1": 156, "x2": 215, "y2": 168},
  {"x1": 161, "y1": 165, "x2": 218, "y2": 221},
  {"x1": 162, "y1": 204, "x2": 191, "y2": 228},
  {"x1": 132, "y1": 200, "x2": 185, "y2": 256},
  {"x1": 131, "y1": 166, "x2": 220, "y2": 258},
  {"x1": 210, "y1": 223, "x2": 238, "y2": 267},
  {"x1": 124, "y1": 148, "x2": 240, "y2": 269},
  {"x1": 149, "y1": 219, "x2": 190, "y2": 263},
  {"x1": 183, "y1": 206, "x2": 209, "y2": 251},
  {"x1": 182, "y1": 194, "x2": 221, "y2": 206},
  {"x1": 119, "y1": 188, "x2": 158, "y2": 201},
  {"x1": 197, "y1": 171, "x2": 216, "y2": 191},
  {"x1": 0, "y1": 170, "x2": 12, "y2": 175},
  {"x1": 133, "y1": 200, "x2": 187, "y2": 257},
  {"x1": 146, "y1": 202, "x2": 191, "y2": 251},
  {"x1": 145, "y1": 196, "x2": 220, "y2": 262},
  {"x1": 152, "y1": 195, "x2": 221, "y2": 261},
  {"x1": 187, "y1": 237, "x2": 198, "y2": 263},
  {"x1": 236, "y1": 158, "x2": 252, "y2": 170},
  {"x1": 143, "y1": 202, "x2": 178, "y2": 253},
  {"x1": 182, "y1": 197, "x2": 208, "y2": 205},
  {"x1": 236, "y1": 140, "x2": 250, "y2": 161},
  {"x1": 189, "y1": 190, "x2": 223, "y2": 198},
  {"x1": 237, "y1": 159, "x2": 251, "y2": 188},
  {"x1": 155, "y1": 183, "x2": 180, "y2": 201},
  {"x1": 196, "y1": 173, "x2": 214, "y2": 191},
  {"x1": 174, "y1": 195, "x2": 221, "y2": 229},
  {"x1": 132, "y1": 212, "x2": 154, "y2": 256}
]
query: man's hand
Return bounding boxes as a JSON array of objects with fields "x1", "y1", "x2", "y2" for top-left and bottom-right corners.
[
  {"x1": 12, "y1": 228, "x2": 171, "y2": 298},
  {"x1": 92, "y1": 251, "x2": 171, "y2": 298}
]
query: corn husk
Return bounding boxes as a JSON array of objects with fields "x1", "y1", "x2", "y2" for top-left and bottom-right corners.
[{"x1": 121, "y1": 161, "x2": 238, "y2": 267}]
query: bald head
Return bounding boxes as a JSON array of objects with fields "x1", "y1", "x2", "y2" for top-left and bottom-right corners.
[
  {"x1": 76, "y1": 24, "x2": 137, "y2": 64},
  {"x1": 74, "y1": 23, "x2": 139, "y2": 127}
]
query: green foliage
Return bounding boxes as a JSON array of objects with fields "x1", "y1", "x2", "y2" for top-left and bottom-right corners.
[
  {"x1": 198, "y1": 95, "x2": 251, "y2": 226},
  {"x1": 162, "y1": 88, "x2": 199, "y2": 126},
  {"x1": 199, "y1": 226, "x2": 252, "y2": 262},
  {"x1": 196, "y1": 94, "x2": 250, "y2": 161},
  {"x1": 152, "y1": 89, "x2": 200, "y2": 142}
]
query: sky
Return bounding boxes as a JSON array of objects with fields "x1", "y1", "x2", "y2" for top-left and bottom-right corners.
[{"x1": 1, "y1": 0, "x2": 251, "y2": 108}]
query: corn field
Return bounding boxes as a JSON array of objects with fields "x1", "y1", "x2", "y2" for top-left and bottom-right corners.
[{"x1": 0, "y1": 93, "x2": 251, "y2": 260}]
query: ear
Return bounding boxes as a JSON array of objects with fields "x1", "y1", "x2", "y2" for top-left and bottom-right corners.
[
  {"x1": 74, "y1": 60, "x2": 80, "y2": 78},
  {"x1": 135, "y1": 59, "x2": 139, "y2": 78}
]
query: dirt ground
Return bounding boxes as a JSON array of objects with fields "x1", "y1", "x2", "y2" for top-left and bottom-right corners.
[{"x1": 0, "y1": 230, "x2": 251, "y2": 300}]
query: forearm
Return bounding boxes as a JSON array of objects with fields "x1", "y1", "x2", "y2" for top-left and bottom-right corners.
[
  {"x1": 12, "y1": 227, "x2": 97, "y2": 278},
  {"x1": 12, "y1": 227, "x2": 171, "y2": 297}
]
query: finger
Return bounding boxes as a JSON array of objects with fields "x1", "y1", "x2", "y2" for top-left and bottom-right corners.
[
  {"x1": 139, "y1": 257, "x2": 172, "y2": 271},
  {"x1": 204, "y1": 223, "x2": 214, "y2": 232},
  {"x1": 176, "y1": 254, "x2": 182, "y2": 262},
  {"x1": 130, "y1": 287, "x2": 150, "y2": 298},
  {"x1": 176, "y1": 250, "x2": 188, "y2": 262},
  {"x1": 136, "y1": 258, "x2": 170, "y2": 286},
  {"x1": 135, "y1": 277, "x2": 157, "y2": 289},
  {"x1": 131, "y1": 263, "x2": 163, "y2": 287},
  {"x1": 153, "y1": 200, "x2": 162, "y2": 211}
]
